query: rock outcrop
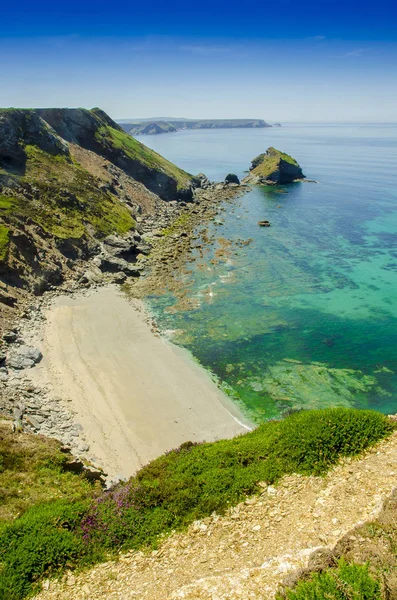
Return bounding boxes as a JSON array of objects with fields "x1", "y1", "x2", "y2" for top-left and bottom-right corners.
[
  {"x1": 225, "y1": 173, "x2": 240, "y2": 185},
  {"x1": 243, "y1": 147, "x2": 305, "y2": 185}
]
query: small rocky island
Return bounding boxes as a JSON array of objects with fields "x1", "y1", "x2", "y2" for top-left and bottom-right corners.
[{"x1": 243, "y1": 147, "x2": 305, "y2": 185}]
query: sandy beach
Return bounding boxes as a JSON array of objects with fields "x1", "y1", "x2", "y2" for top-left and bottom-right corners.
[{"x1": 29, "y1": 286, "x2": 251, "y2": 479}]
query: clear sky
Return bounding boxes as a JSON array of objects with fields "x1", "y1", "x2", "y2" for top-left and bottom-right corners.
[{"x1": 2, "y1": 0, "x2": 397, "y2": 122}]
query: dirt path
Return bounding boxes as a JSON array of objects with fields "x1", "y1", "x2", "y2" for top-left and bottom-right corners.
[{"x1": 35, "y1": 431, "x2": 397, "y2": 600}]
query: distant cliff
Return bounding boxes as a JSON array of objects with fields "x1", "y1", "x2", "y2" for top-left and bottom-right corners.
[{"x1": 120, "y1": 118, "x2": 272, "y2": 136}]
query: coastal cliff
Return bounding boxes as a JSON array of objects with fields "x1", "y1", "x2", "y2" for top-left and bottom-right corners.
[
  {"x1": 0, "y1": 107, "x2": 198, "y2": 317},
  {"x1": 243, "y1": 147, "x2": 305, "y2": 185},
  {"x1": 120, "y1": 118, "x2": 272, "y2": 135}
]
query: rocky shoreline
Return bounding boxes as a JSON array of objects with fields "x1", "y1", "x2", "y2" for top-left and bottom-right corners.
[{"x1": 0, "y1": 177, "x2": 248, "y2": 481}]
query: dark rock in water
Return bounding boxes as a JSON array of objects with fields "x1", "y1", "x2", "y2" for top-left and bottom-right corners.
[
  {"x1": 225, "y1": 173, "x2": 240, "y2": 185},
  {"x1": 243, "y1": 147, "x2": 305, "y2": 185}
]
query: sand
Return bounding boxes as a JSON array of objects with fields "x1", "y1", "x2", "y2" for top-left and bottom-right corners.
[{"x1": 30, "y1": 286, "x2": 251, "y2": 479}]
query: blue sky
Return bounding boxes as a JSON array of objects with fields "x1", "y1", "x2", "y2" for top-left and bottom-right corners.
[{"x1": 2, "y1": 0, "x2": 397, "y2": 121}]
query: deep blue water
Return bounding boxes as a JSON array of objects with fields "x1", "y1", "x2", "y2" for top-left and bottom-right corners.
[{"x1": 139, "y1": 125, "x2": 397, "y2": 422}]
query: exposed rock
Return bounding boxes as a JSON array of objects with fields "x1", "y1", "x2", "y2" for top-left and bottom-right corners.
[
  {"x1": 96, "y1": 254, "x2": 142, "y2": 276},
  {"x1": 35, "y1": 108, "x2": 195, "y2": 202},
  {"x1": 7, "y1": 344, "x2": 42, "y2": 369},
  {"x1": 111, "y1": 272, "x2": 127, "y2": 284},
  {"x1": 243, "y1": 147, "x2": 305, "y2": 185},
  {"x1": 225, "y1": 173, "x2": 240, "y2": 185},
  {"x1": 3, "y1": 329, "x2": 18, "y2": 343},
  {"x1": 196, "y1": 173, "x2": 212, "y2": 189}
]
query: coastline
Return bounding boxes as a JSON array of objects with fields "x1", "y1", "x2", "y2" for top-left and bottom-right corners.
[
  {"x1": 0, "y1": 180, "x2": 251, "y2": 481},
  {"x1": 23, "y1": 285, "x2": 252, "y2": 480}
]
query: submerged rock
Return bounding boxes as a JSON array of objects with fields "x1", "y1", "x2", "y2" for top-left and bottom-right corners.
[{"x1": 243, "y1": 147, "x2": 305, "y2": 185}]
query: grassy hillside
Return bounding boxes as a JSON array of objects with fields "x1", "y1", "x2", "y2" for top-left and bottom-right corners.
[
  {"x1": 95, "y1": 125, "x2": 192, "y2": 191},
  {"x1": 0, "y1": 423, "x2": 101, "y2": 524},
  {"x1": 251, "y1": 147, "x2": 300, "y2": 178},
  {"x1": 33, "y1": 107, "x2": 196, "y2": 201},
  {"x1": 0, "y1": 408, "x2": 393, "y2": 600}
]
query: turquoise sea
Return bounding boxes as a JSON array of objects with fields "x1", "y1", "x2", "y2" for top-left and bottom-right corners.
[{"x1": 139, "y1": 124, "x2": 397, "y2": 423}]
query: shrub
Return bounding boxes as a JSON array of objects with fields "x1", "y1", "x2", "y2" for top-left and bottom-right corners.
[
  {"x1": 277, "y1": 560, "x2": 382, "y2": 600},
  {"x1": 0, "y1": 501, "x2": 97, "y2": 600},
  {"x1": 0, "y1": 408, "x2": 393, "y2": 599}
]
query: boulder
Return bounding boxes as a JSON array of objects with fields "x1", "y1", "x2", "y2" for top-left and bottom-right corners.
[
  {"x1": 243, "y1": 147, "x2": 305, "y2": 185},
  {"x1": 7, "y1": 345, "x2": 42, "y2": 370},
  {"x1": 97, "y1": 253, "x2": 142, "y2": 277},
  {"x1": 225, "y1": 173, "x2": 240, "y2": 185},
  {"x1": 196, "y1": 173, "x2": 211, "y2": 189}
]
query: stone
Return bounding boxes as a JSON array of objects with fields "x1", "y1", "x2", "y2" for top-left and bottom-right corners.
[
  {"x1": 225, "y1": 173, "x2": 240, "y2": 185},
  {"x1": 7, "y1": 345, "x2": 42, "y2": 370},
  {"x1": 3, "y1": 330, "x2": 18, "y2": 343},
  {"x1": 98, "y1": 254, "x2": 142, "y2": 277},
  {"x1": 24, "y1": 415, "x2": 42, "y2": 430},
  {"x1": 111, "y1": 272, "x2": 127, "y2": 284}
]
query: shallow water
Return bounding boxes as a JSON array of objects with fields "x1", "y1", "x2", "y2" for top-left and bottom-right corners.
[{"x1": 139, "y1": 125, "x2": 397, "y2": 422}]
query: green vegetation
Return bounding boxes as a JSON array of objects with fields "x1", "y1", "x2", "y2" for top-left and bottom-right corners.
[
  {"x1": 277, "y1": 560, "x2": 382, "y2": 600},
  {"x1": 0, "y1": 425, "x2": 101, "y2": 523},
  {"x1": 96, "y1": 125, "x2": 192, "y2": 191},
  {"x1": 0, "y1": 408, "x2": 393, "y2": 600},
  {"x1": 1, "y1": 145, "x2": 135, "y2": 240},
  {"x1": 160, "y1": 212, "x2": 192, "y2": 237},
  {"x1": 0, "y1": 195, "x2": 19, "y2": 213},
  {"x1": 0, "y1": 225, "x2": 10, "y2": 262},
  {"x1": 251, "y1": 147, "x2": 300, "y2": 177}
]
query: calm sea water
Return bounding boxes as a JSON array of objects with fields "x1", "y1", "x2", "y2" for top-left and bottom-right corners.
[{"x1": 139, "y1": 125, "x2": 397, "y2": 422}]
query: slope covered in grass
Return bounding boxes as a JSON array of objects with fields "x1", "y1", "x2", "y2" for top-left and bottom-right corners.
[
  {"x1": 248, "y1": 146, "x2": 305, "y2": 183},
  {"x1": 0, "y1": 424, "x2": 101, "y2": 524},
  {"x1": 96, "y1": 125, "x2": 193, "y2": 192},
  {"x1": 0, "y1": 408, "x2": 393, "y2": 600}
]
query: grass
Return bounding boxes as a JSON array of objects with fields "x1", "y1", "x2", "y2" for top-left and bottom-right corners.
[
  {"x1": 277, "y1": 560, "x2": 382, "y2": 600},
  {"x1": 0, "y1": 225, "x2": 10, "y2": 262},
  {"x1": 0, "y1": 408, "x2": 393, "y2": 600},
  {"x1": 5, "y1": 145, "x2": 136, "y2": 240},
  {"x1": 251, "y1": 147, "x2": 300, "y2": 178},
  {"x1": 0, "y1": 424, "x2": 101, "y2": 524},
  {"x1": 96, "y1": 125, "x2": 193, "y2": 191}
]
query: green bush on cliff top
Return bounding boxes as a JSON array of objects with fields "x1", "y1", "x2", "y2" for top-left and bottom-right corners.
[
  {"x1": 277, "y1": 559, "x2": 382, "y2": 600},
  {"x1": 0, "y1": 408, "x2": 393, "y2": 599}
]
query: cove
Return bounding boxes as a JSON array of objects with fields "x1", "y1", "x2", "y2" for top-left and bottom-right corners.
[{"x1": 139, "y1": 124, "x2": 397, "y2": 423}]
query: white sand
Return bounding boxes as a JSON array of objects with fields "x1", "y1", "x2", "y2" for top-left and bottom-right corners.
[{"x1": 30, "y1": 286, "x2": 251, "y2": 479}]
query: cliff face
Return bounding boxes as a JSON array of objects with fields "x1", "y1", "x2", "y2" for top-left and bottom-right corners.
[
  {"x1": 243, "y1": 147, "x2": 305, "y2": 185},
  {"x1": 0, "y1": 107, "x2": 196, "y2": 310},
  {"x1": 35, "y1": 108, "x2": 195, "y2": 201}
]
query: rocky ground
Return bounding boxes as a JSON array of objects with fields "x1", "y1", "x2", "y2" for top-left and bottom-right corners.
[
  {"x1": 33, "y1": 431, "x2": 397, "y2": 600},
  {"x1": 0, "y1": 178, "x2": 247, "y2": 478}
]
